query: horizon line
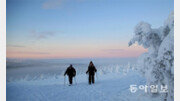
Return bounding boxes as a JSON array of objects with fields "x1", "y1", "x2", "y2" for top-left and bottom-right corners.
[{"x1": 6, "y1": 56, "x2": 139, "y2": 60}]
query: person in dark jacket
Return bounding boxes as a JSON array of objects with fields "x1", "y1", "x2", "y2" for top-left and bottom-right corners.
[
  {"x1": 64, "y1": 64, "x2": 76, "y2": 85},
  {"x1": 86, "y1": 61, "x2": 97, "y2": 84}
]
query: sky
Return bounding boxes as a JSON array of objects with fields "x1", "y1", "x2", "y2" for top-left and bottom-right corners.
[{"x1": 6, "y1": 0, "x2": 174, "y2": 59}]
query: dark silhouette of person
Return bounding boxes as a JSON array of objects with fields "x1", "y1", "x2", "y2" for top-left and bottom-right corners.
[
  {"x1": 64, "y1": 64, "x2": 76, "y2": 85},
  {"x1": 86, "y1": 61, "x2": 97, "y2": 84}
]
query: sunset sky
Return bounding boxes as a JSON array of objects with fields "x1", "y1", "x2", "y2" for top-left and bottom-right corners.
[{"x1": 7, "y1": 0, "x2": 173, "y2": 59}]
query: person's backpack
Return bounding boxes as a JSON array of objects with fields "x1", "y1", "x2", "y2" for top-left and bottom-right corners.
[{"x1": 73, "y1": 68, "x2": 76, "y2": 77}]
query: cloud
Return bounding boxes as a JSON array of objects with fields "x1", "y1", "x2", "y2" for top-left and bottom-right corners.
[
  {"x1": 7, "y1": 45, "x2": 25, "y2": 48},
  {"x1": 42, "y1": 0, "x2": 85, "y2": 9},
  {"x1": 9, "y1": 51, "x2": 50, "y2": 55},
  {"x1": 30, "y1": 30, "x2": 55, "y2": 40},
  {"x1": 102, "y1": 49, "x2": 125, "y2": 53},
  {"x1": 42, "y1": 0, "x2": 63, "y2": 9}
]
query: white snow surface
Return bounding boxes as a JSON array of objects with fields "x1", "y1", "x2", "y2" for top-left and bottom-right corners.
[
  {"x1": 7, "y1": 71, "x2": 160, "y2": 101},
  {"x1": 7, "y1": 58, "x2": 160, "y2": 101}
]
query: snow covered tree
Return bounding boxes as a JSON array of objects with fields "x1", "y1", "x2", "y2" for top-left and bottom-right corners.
[{"x1": 129, "y1": 12, "x2": 174, "y2": 101}]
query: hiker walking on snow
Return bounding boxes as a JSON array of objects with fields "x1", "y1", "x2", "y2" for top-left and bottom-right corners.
[
  {"x1": 86, "y1": 61, "x2": 97, "y2": 84},
  {"x1": 64, "y1": 64, "x2": 76, "y2": 85}
]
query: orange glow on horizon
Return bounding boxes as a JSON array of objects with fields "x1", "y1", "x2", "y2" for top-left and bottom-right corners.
[{"x1": 7, "y1": 44, "x2": 147, "y2": 59}]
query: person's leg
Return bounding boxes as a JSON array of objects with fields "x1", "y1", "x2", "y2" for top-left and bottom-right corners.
[
  {"x1": 92, "y1": 75, "x2": 95, "y2": 84},
  {"x1": 68, "y1": 76, "x2": 72, "y2": 85},
  {"x1": 70, "y1": 76, "x2": 73, "y2": 84},
  {"x1": 89, "y1": 75, "x2": 91, "y2": 84},
  {"x1": 90, "y1": 75, "x2": 93, "y2": 84},
  {"x1": 68, "y1": 76, "x2": 70, "y2": 84}
]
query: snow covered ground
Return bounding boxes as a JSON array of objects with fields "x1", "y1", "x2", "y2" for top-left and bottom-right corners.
[
  {"x1": 7, "y1": 72, "x2": 161, "y2": 101},
  {"x1": 7, "y1": 58, "x2": 161, "y2": 101}
]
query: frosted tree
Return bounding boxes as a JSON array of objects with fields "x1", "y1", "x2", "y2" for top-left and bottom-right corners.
[{"x1": 129, "y1": 12, "x2": 174, "y2": 101}]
